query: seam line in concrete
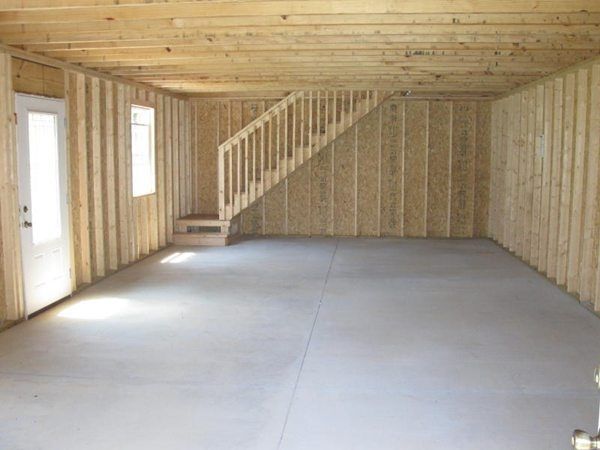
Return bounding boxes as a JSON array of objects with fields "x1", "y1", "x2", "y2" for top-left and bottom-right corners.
[{"x1": 277, "y1": 237, "x2": 340, "y2": 449}]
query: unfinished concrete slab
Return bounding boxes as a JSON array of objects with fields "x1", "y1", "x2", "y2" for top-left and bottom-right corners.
[{"x1": 0, "y1": 238, "x2": 599, "y2": 450}]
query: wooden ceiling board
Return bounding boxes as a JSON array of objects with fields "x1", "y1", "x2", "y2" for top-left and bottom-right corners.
[{"x1": 1, "y1": 1, "x2": 599, "y2": 96}]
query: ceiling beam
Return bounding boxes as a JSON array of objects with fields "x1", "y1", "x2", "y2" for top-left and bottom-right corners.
[{"x1": 2, "y1": 1, "x2": 600, "y2": 25}]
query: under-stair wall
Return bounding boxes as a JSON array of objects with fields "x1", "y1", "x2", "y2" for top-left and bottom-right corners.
[{"x1": 191, "y1": 95, "x2": 491, "y2": 238}]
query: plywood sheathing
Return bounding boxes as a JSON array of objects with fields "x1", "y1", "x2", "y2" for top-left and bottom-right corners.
[
  {"x1": 356, "y1": 108, "x2": 380, "y2": 236},
  {"x1": 427, "y1": 101, "x2": 452, "y2": 237},
  {"x1": 218, "y1": 95, "x2": 492, "y2": 238}
]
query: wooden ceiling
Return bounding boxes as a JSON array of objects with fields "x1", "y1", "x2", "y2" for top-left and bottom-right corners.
[{"x1": 1, "y1": 1, "x2": 600, "y2": 97}]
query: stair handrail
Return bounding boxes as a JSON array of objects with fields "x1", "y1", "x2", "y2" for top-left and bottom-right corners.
[{"x1": 218, "y1": 91, "x2": 304, "y2": 154}]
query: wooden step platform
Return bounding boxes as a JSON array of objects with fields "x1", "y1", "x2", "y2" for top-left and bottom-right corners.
[
  {"x1": 173, "y1": 213, "x2": 240, "y2": 246},
  {"x1": 172, "y1": 231, "x2": 238, "y2": 247},
  {"x1": 175, "y1": 213, "x2": 231, "y2": 231}
]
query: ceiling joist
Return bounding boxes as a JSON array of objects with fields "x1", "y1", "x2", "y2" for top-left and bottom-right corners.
[{"x1": 1, "y1": 1, "x2": 599, "y2": 96}]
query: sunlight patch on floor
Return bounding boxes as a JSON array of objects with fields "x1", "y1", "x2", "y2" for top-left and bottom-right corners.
[
  {"x1": 57, "y1": 297, "x2": 128, "y2": 320},
  {"x1": 160, "y1": 252, "x2": 195, "y2": 264}
]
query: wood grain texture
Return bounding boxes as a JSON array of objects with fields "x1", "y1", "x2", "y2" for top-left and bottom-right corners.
[
  {"x1": 403, "y1": 101, "x2": 428, "y2": 237},
  {"x1": 557, "y1": 74, "x2": 576, "y2": 286},
  {"x1": 11, "y1": 57, "x2": 63, "y2": 98},
  {"x1": 547, "y1": 78, "x2": 564, "y2": 279},
  {"x1": 426, "y1": 101, "x2": 451, "y2": 237},
  {"x1": 233, "y1": 95, "x2": 490, "y2": 238},
  {"x1": 287, "y1": 166, "x2": 311, "y2": 235},
  {"x1": 506, "y1": 94, "x2": 521, "y2": 251},
  {"x1": 264, "y1": 181, "x2": 286, "y2": 235},
  {"x1": 380, "y1": 99, "x2": 404, "y2": 236},
  {"x1": 0, "y1": 54, "x2": 188, "y2": 323},
  {"x1": 584, "y1": 65, "x2": 600, "y2": 301},
  {"x1": 3, "y1": 4, "x2": 600, "y2": 96},
  {"x1": 490, "y1": 60, "x2": 600, "y2": 309},
  {"x1": 310, "y1": 145, "x2": 333, "y2": 236},
  {"x1": 0, "y1": 51, "x2": 24, "y2": 322},
  {"x1": 356, "y1": 108, "x2": 380, "y2": 236},
  {"x1": 450, "y1": 101, "x2": 476, "y2": 237},
  {"x1": 474, "y1": 101, "x2": 491, "y2": 237},
  {"x1": 538, "y1": 81, "x2": 554, "y2": 274},
  {"x1": 566, "y1": 68, "x2": 589, "y2": 293},
  {"x1": 62, "y1": 70, "x2": 189, "y2": 293},
  {"x1": 332, "y1": 127, "x2": 356, "y2": 236},
  {"x1": 241, "y1": 198, "x2": 263, "y2": 234},
  {"x1": 530, "y1": 84, "x2": 544, "y2": 267}
]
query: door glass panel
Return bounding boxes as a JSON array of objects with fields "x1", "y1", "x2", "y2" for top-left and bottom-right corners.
[{"x1": 28, "y1": 111, "x2": 61, "y2": 245}]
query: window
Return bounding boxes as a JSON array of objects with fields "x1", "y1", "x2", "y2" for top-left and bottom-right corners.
[{"x1": 131, "y1": 105, "x2": 155, "y2": 197}]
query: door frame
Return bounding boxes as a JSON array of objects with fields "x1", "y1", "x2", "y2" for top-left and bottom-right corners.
[{"x1": 15, "y1": 93, "x2": 73, "y2": 317}]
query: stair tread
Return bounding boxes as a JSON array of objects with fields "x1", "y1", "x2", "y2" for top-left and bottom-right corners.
[
  {"x1": 176, "y1": 213, "x2": 229, "y2": 226},
  {"x1": 179, "y1": 213, "x2": 219, "y2": 220}
]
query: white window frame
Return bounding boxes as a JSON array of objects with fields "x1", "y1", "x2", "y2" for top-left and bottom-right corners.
[{"x1": 131, "y1": 103, "x2": 156, "y2": 197}]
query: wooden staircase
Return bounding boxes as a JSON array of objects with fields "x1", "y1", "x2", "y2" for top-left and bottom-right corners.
[
  {"x1": 174, "y1": 90, "x2": 393, "y2": 246},
  {"x1": 218, "y1": 90, "x2": 394, "y2": 221}
]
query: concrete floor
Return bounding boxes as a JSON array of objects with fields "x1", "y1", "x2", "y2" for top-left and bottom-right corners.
[{"x1": 0, "y1": 238, "x2": 599, "y2": 450}]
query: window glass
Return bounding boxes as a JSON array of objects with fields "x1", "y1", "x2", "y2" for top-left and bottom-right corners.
[{"x1": 131, "y1": 105, "x2": 155, "y2": 197}]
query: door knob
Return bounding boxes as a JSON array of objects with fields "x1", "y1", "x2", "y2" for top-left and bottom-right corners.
[
  {"x1": 572, "y1": 366, "x2": 600, "y2": 449},
  {"x1": 23, "y1": 220, "x2": 32, "y2": 228},
  {"x1": 572, "y1": 430, "x2": 600, "y2": 449}
]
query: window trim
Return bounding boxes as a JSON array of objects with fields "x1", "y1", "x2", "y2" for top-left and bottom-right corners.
[{"x1": 131, "y1": 103, "x2": 156, "y2": 198}]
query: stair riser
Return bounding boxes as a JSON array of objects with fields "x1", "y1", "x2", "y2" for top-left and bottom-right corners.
[
  {"x1": 175, "y1": 223, "x2": 230, "y2": 233},
  {"x1": 172, "y1": 234, "x2": 230, "y2": 246}
]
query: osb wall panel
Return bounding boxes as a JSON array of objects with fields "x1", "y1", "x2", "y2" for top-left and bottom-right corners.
[
  {"x1": 228, "y1": 96, "x2": 491, "y2": 238},
  {"x1": 288, "y1": 167, "x2": 310, "y2": 236},
  {"x1": 332, "y1": 127, "x2": 356, "y2": 236},
  {"x1": 380, "y1": 99, "x2": 404, "y2": 236},
  {"x1": 195, "y1": 101, "x2": 219, "y2": 215},
  {"x1": 11, "y1": 57, "x2": 64, "y2": 98},
  {"x1": 310, "y1": 145, "x2": 333, "y2": 236},
  {"x1": 264, "y1": 181, "x2": 286, "y2": 235},
  {"x1": 427, "y1": 101, "x2": 452, "y2": 237},
  {"x1": 489, "y1": 58, "x2": 600, "y2": 309},
  {"x1": 192, "y1": 98, "x2": 279, "y2": 215},
  {"x1": 241, "y1": 198, "x2": 263, "y2": 235},
  {"x1": 403, "y1": 101, "x2": 429, "y2": 237},
  {"x1": 356, "y1": 108, "x2": 380, "y2": 236},
  {"x1": 450, "y1": 102, "x2": 476, "y2": 237},
  {"x1": 474, "y1": 102, "x2": 491, "y2": 237}
]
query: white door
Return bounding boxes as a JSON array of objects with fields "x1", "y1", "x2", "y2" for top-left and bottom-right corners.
[{"x1": 16, "y1": 94, "x2": 71, "y2": 315}]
